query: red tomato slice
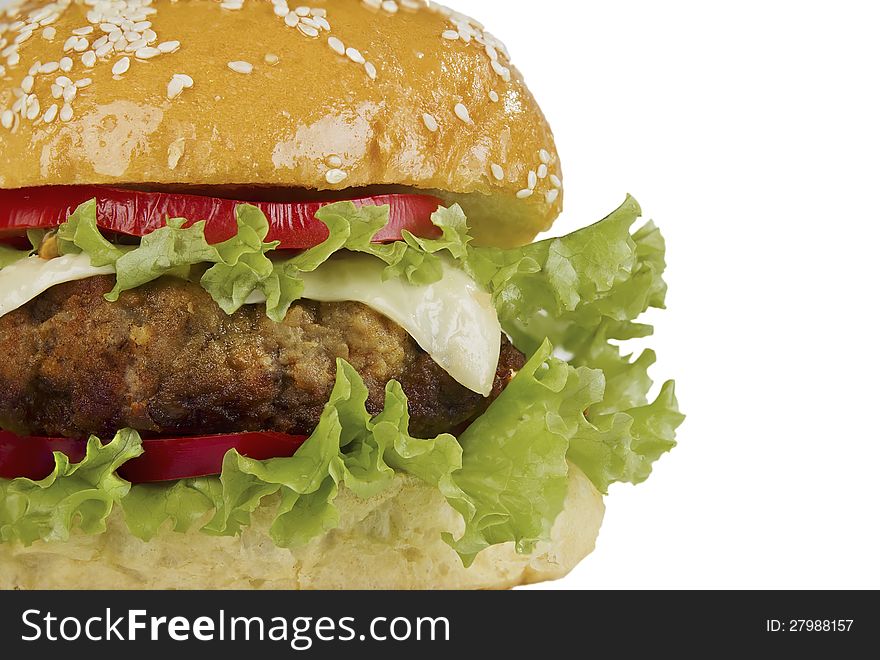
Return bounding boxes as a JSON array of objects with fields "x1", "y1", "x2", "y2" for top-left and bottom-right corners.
[
  {"x1": 0, "y1": 186, "x2": 443, "y2": 249},
  {"x1": 0, "y1": 429, "x2": 307, "y2": 484}
]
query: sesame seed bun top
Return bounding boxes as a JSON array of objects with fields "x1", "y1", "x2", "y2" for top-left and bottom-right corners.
[{"x1": 0, "y1": 0, "x2": 564, "y2": 247}]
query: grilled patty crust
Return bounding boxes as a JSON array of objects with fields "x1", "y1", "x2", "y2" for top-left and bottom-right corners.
[{"x1": 0, "y1": 276, "x2": 524, "y2": 440}]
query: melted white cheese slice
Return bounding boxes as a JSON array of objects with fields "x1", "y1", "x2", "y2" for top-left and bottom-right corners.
[
  {"x1": 0, "y1": 253, "x2": 501, "y2": 396},
  {"x1": 0, "y1": 254, "x2": 115, "y2": 318}
]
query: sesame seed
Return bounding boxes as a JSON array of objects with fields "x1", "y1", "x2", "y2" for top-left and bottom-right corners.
[
  {"x1": 328, "y1": 37, "x2": 345, "y2": 55},
  {"x1": 220, "y1": 0, "x2": 244, "y2": 9},
  {"x1": 314, "y1": 16, "x2": 331, "y2": 31},
  {"x1": 298, "y1": 23, "x2": 319, "y2": 38},
  {"x1": 7, "y1": 52, "x2": 19, "y2": 66},
  {"x1": 346, "y1": 47, "x2": 365, "y2": 64},
  {"x1": 545, "y1": 189, "x2": 559, "y2": 204},
  {"x1": 228, "y1": 60, "x2": 253, "y2": 74},
  {"x1": 126, "y1": 38, "x2": 147, "y2": 52},
  {"x1": 1, "y1": 110, "x2": 13, "y2": 129},
  {"x1": 264, "y1": 53, "x2": 280, "y2": 65},
  {"x1": 295, "y1": 6, "x2": 310, "y2": 17},
  {"x1": 55, "y1": 76, "x2": 72, "y2": 88},
  {"x1": 539, "y1": 149, "x2": 552, "y2": 164},
  {"x1": 59, "y1": 102, "x2": 73, "y2": 122},
  {"x1": 135, "y1": 46, "x2": 161, "y2": 59},
  {"x1": 167, "y1": 78, "x2": 185, "y2": 99},
  {"x1": 28, "y1": 62, "x2": 41, "y2": 77},
  {"x1": 491, "y1": 163, "x2": 504, "y2": 180},
  {"x1": 59, "y1": 56, "x2": 72, "y2": 72},
  {"x1": 50, "y1": 84, "x2": 62, "y2": 98},
  {"x1": 454, "y1": 102, "x2": 473, "y2": 124},
  {"x1": 516, "y1": 189, "x2": 534, "y2": 199},
  {"x1": 21, "y1": 75, "x2": 33, "y2": 93},
  {"x1": 62, "y1": 35, "x2": 77, "y2": 51},
  {"x1": 72, "y1": 26, "x2": 93, "y2": 36},
  {"x1": 42, "y1": 27, "x2": 56, "y2": 40},
  {"x1": 26, "y1": 98, "x2": 40, "y2": 121},
  {"x1": 166, "y1": 73, "x2": 194, "y2": 99},
  {"x1": 75, "y1": 78, "x2": 92, "y2": 88},
  {"x1": 422, "y1": 113, "x2": 439, "y2": 132},
  {"x1": 274, "y1": 1, "x2": 290, "y2": 17},
  {"x1": 73, "y1": 37, "x2": 88, "y2": 52},
  {"x1": 489, "y1": 90, "x2": 499, "y2": 103},
  {"x1": 550, "y1": 174, "x2": 562, "y2": 188},
  {"x1": 382, "y1": 0, "x2": 399, "y2": 13},
  {"x1": 112, "y1": 56, "x2": 130, "y2": 76},
  {"x1": 364, "y1": 61, "x2": 377, "y2": 79},
  {"x1": 38, "y1": 60, "x2": 57, "y2": 74},
  {"x1": 527, "y1": 170, "x2": 537, "y2": 190},
  {"x1": 157, "y1": 41, "x2": 180, "y2": 54},
  {"x1": 325, "y1": 169, "x2": 348, "y2": 185},
  {"x1": 81, "y1": 50, "x2": 97, "y2": 67},
  {"x1": 537, "y1": 164, "x2": 548, "y2": 179},
  {"x1": 491, "y1": 59, "x2": 510, "y2": 80},
  {"x1": 42, "y1": 103, "x2": 58, "y2": 123},
  {"x1": 442, "y1": 30, "x2": 459, "y2": 40},
  {"x1": 326, "y1": 155, "x2": 343, "y2": 168},
  {"x1": 284, "y1": 13, "x2": 299, "y2": 28},
  {"x1": 485, "y1": 44, "x2": 498, "y2": 61},
  {"x1": 95, "y1": 44, "x2": 112, "y2": 58},
  {"x1": 62, "y1": 85, "x2": 76, "y2": 102}
]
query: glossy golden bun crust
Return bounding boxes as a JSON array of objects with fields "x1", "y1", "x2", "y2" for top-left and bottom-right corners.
[
  {"x1": 0, "y1": 466, "x2": 604, "y2": 590},
  {"x1": 0, "y1": 0, "x2": 563, "y2": 247}
]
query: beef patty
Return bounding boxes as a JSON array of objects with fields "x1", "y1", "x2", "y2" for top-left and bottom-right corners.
[{"x1": 0, "y1": 276, "x2": 524, "y2": 439}]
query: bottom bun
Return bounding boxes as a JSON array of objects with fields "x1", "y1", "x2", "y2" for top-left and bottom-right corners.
[{"x1": 0, "y1": 466, "x2": 604, "y2": 590}]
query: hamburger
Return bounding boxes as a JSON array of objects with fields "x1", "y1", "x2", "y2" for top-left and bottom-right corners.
[{"x1": 0, "y1": 0, "x2": 683, "y2": 590}]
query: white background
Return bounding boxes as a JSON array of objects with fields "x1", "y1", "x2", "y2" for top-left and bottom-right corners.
[{"x1": 462, "y1": 0, "x2": 880, "y2": 588}]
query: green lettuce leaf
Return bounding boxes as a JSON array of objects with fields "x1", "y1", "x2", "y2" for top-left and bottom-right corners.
[
  {"x1": 26, "y1": 230, "x2": 44, "y2": 250},
  {"x1": 52, "y1": 199, "x2": 466, "y2": 323},
  {"x1": 235, "y1": 202, "x2": 473, "y2": 321},
  {"x1": 0, "y1": 230, "x2": 43, "y2": 269},
  {"x1": 121, "y1": 478, "x2": 222, "y2": 541},
  {"x1": 199, "y1": 359, "x2": 463, "y2": 548},
  {"x1": 570, "y1": 381, "x2": 684, "y2": 492},
  {"x1": 57, "y1": 199, "x2": 125, "y2": 266},
  {"x1": 463, "y1": 196, "x2": 683, "y2": 489},
  {"x1": 107, "y1": 218, "x2": 220, "y2": 301},
  {"x1": 442, "y1": 341, "x2": 605, "y2": 566},
  {"x1": 0, "y1": 429, "x2": 143, "y2": 545},
  {"x1": 200, "y1": 204, "x2": 280, "y2": 315},
  {"x1": 0, "y1": 244, "x2": 29, "y2": 269}
]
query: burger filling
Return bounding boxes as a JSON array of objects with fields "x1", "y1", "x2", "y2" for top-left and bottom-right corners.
[{"x1": 0, "y1": 189, "x2": 681, "y2": 565}]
